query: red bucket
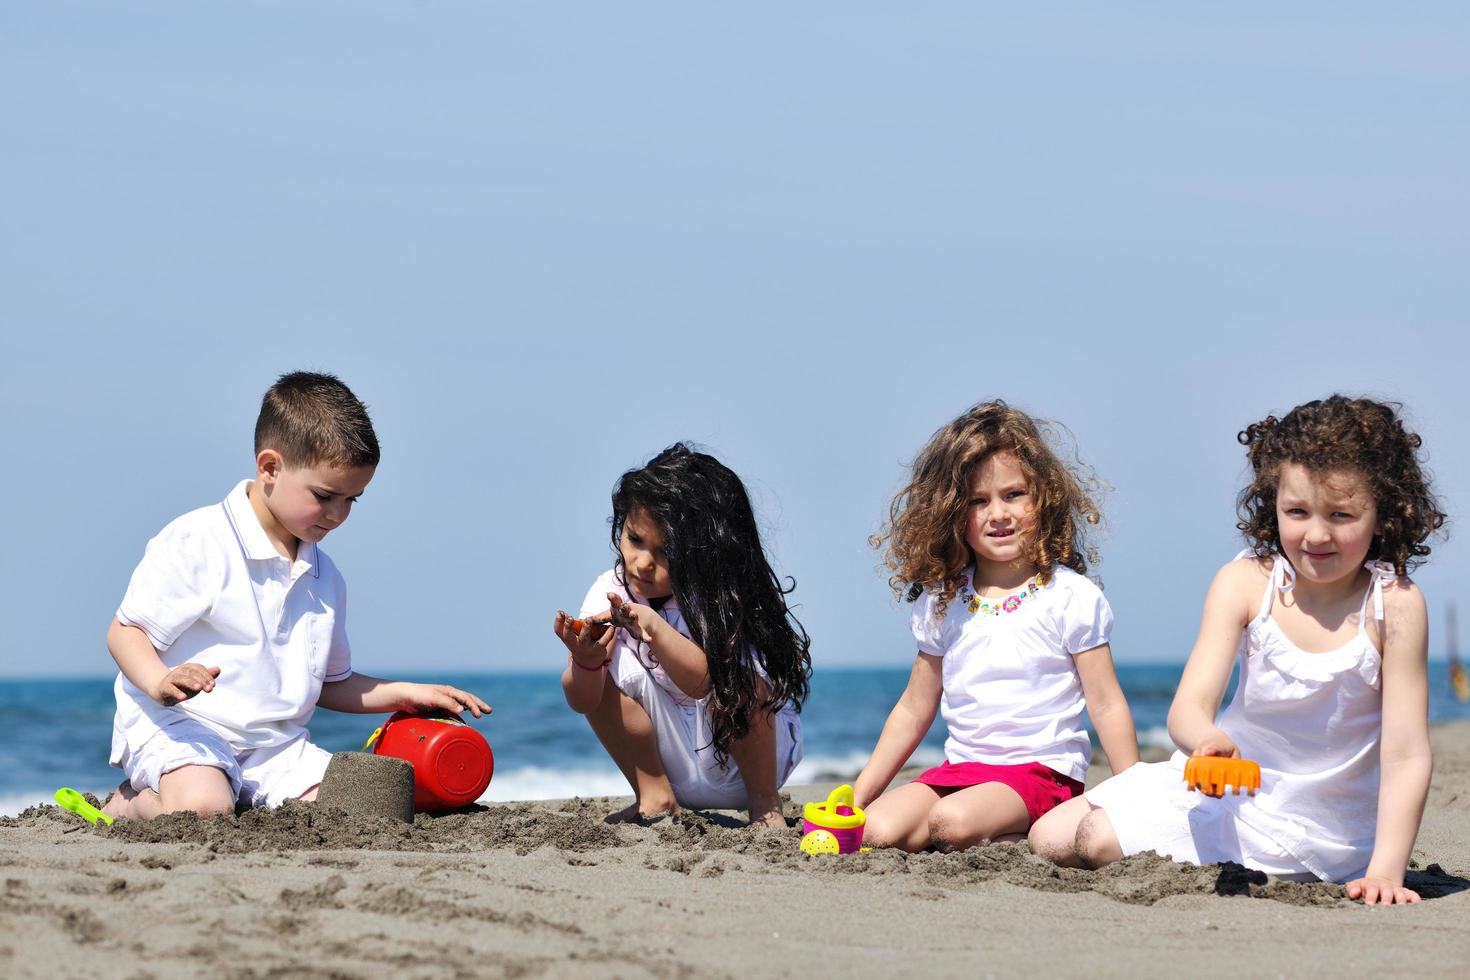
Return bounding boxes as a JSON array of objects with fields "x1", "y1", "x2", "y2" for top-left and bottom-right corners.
[{"x1": 367, "y1": 711, "x2": 494, "y2": 812}]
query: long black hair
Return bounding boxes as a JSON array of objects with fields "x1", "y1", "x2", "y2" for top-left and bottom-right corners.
[{"x1": 611, "y1": 443, "x2": 812, "y2": 765}]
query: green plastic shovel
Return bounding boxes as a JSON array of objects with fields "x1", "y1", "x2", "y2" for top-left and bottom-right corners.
[{"x1": 55, "y1": 788, "x2": 113, "y2": 827}]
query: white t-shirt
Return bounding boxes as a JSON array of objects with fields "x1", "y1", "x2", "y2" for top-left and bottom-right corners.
[
  {"x1": 910, "y1": 565, "x2": 1112, "y2": 782},
  {"x1": 110, "y1": 480, "x2": 352, "y2": 762}
]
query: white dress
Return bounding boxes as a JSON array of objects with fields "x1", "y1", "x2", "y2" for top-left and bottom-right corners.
[{"x1": 1086, "y1": 554, "x2": 1393, "y2": 882}]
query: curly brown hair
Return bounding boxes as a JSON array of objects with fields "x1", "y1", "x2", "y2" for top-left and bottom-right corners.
[
  {"x1": 873, "y1": 401, "x2": 1104, "y2": 615},
  {"x1": 1236, "y1": 395, "x2": 1446, "y2": 576}
]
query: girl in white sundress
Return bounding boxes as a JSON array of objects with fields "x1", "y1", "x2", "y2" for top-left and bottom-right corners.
[{"x1": 1029, "y1": 395, "x2": 1445, "y2": 905}]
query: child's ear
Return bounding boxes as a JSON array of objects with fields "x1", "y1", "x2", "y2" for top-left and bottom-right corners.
[{"x1": 256, "y1": 449, "x2": 285, "y2": 484}]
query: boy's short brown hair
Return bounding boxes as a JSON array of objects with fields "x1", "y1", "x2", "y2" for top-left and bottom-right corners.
[{"x1": 254, "y1": 371, "x2": 380, "y2": 469}]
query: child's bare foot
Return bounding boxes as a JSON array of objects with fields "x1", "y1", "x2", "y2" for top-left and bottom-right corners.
[
  {"x1": 100, "y1": 781, "x2": 134, "y2": 820},
  {"x1": 746, "y1": 799, "x2": 787, "y2": 829},
  {"x1": 604, "y1": 796, "x2": 680, "y2": 824}
]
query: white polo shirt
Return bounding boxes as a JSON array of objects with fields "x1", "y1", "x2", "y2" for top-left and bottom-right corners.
[
  {"x1": 109, "y1": 480, "x2": 353, "y2": 763},
  {"x1": 911, "y1": 566, "x2": 1112, "y2": 782}
]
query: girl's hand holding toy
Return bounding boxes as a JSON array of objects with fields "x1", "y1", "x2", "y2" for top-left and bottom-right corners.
[
  {"x1": 554, "y1": 609, "x2": 615, "y2": 670},
  {"x1": 567, "y1": 617, "x2": 610, "y2": 640},
  {"x1": 1183, "y1": 756, "x2": 1260, "y2": 797},
  {"x1": 1191, "y1": 730, "x2": 1239, "y2": 761},
  {"x1": 1183, "y1": 731, "x2": 1257, "y2": 797}
]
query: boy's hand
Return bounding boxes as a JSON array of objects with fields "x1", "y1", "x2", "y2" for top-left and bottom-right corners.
[
  {"x1": 153, "y1": 663, "x2": 221, "y2": 707},
  {"x1": 554, "y1": 610, "x2": 615, "y2": 669},
  {"x1": 1344, "y1": 876, "x2": 1421, "y2": 905},
  {"x1": 607, "y1": 593, "x2": 659, "y2": 643},
  {"x1": 392, "y1": 683, "x2": 491, "y2": 719}
]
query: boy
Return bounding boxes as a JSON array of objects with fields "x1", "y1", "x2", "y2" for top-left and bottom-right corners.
[{"x1": 103, "y1": 371, "x2": 489, "y2": 820}]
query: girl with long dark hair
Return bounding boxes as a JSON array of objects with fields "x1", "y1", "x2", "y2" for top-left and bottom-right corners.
[{"x1": 554, "y1": 444, "x2": 812, "y2": 827}]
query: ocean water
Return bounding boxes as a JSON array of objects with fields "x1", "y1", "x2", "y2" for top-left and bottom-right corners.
[{"x1": 4, "y1": 664, "x2": 1469, "y2": 816}]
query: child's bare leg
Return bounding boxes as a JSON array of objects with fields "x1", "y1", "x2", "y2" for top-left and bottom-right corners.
[
  {"x1": 1028, "y1": 795, "x2": 1093, "y2": 867},
  {"x1": 725, "y1": 706, "x2": 785, "y2": 828},
  {"x1": 104, "y1": 766, "x2": 234, "y2": 820},
  {"x1": 102, "y1": 779, "x2": 155, "y2": 820},
  {"x1": 926, "y1": 782, "x2": 1029, "y2": 852},
  {"x1": 157, "y1": 765, "x2": 234, "y2": 817},
  {"x1": 863, "y1": 782, "x2": 945, "y2": 852},
  {"x1": 1073, "y1": 806, "x2": 1124, "y2": 868},
  {"x1": 583, "y1": 676, "x2": 679, "y2": 822}
]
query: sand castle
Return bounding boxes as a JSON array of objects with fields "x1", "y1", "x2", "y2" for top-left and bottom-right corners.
[{"x1": 316, "y1": 752, "x2": 415, "y2": 823}]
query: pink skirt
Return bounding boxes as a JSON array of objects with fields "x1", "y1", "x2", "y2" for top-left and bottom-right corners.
[{"x1": 914, "y1": 760, "x2": 1084, "y2": 825}]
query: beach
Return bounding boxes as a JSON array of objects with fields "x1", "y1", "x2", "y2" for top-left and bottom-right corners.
[{"x1": 3, "y1": 722, "x2": 1467, "y2": 979}]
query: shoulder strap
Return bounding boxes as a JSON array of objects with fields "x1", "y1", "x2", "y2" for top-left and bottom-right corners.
[
  {"x1": 1358, "y1": 561, "x2": 1396, "y2": 624},
  {"x1": 1253, "y1": 552, "x2": 1289, "y2": 622},
  {"x1": 1232, "y1": 549, "x2": 1291, "y2": 624}
]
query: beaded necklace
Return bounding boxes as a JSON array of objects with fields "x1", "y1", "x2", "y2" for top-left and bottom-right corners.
[{"x1": 960, "y1": 571, "x2": 1050, "y2": 616}]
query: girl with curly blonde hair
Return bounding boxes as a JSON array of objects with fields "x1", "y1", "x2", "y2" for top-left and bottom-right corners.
[{"x1": 854, "y1": 401, "x2": 1138, "y2": 852}]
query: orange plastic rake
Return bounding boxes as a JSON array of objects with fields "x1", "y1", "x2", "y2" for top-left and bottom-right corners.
[{"x1": 1183, "y1": 756, "x2": 1261, "y2": 796}]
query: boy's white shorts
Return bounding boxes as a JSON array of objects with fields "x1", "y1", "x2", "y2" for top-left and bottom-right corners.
[
  {"x1": 116, "y1": 717, "x2": 333, "y2": 809},
  {"x1": 612, "y1": 657, "x2": 803, "y2": 810}
]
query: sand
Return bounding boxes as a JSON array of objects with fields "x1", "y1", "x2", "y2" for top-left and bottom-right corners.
[
  {"x1": 3, "y1": 725, "x2": 1469, "y2": 979},
  {"x1": 316, "y1": 752, "x2": 415, "y2": 824}
]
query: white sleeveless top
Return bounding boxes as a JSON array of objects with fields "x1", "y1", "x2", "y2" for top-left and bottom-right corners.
[{"x1": 1216, "y1": 553, "x2": 1395, "y2": 881}]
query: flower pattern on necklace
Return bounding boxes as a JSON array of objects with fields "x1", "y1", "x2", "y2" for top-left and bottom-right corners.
[{"x1": 960, "y1": 571, "x2": 1050, "y2": 616}]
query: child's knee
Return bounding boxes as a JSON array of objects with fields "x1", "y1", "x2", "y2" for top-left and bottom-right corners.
[
  {"x1": 170, "y1": 787, "x2": 234, "y2": 818},
  {"x1": 1074, "y1": 809, "x2": 1123, "y2": 869},
  {"x1": 1028, "y1": 797, "x2": 1085, "y2": 866},
  {"x1": 860, "y1": 805, "x2": 910, "y2": 849},
  {"x1": 1027, "y1": 816, "x2": 1071, "y2": 865},
  {"x1": 927, "y1": 796, "x2": 986, "y2": 850},
  {"x1": 158, "y1": 766, "x2": 235, "y2": 817},
  {"x1": 860, "y1": 812, "x2": 897, "y2": 848}
]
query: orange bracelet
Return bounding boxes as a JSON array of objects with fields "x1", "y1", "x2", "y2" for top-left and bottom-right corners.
[{"x1": 572, "y1": 655, "x2": 611, "y2": 672}]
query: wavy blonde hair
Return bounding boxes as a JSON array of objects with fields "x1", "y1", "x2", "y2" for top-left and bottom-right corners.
[{"x1": 873, "y1": 401, "x2": 1104, "y2": 615}]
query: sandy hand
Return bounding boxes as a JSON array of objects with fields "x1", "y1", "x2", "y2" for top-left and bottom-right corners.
[
  {"x1": 568, "y1": 617, "x2": 610, "y2": 640},
  {"x1": 606, "y1": 593, "x2": 655, "y2": 643},
  {"x1": 1345, "y1": 876, "x2": 1421, "y2": 905},
  {"x1": 155, "y1": 663, "x2": 221, "y2": 707},
  {"x1": 554, "y1": 610, "x2": 615, "y2": 669}
]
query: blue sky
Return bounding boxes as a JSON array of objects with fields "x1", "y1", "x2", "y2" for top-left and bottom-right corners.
[{"x1": 3, "y1": 4, "x2": 1467, "y2": 677}]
